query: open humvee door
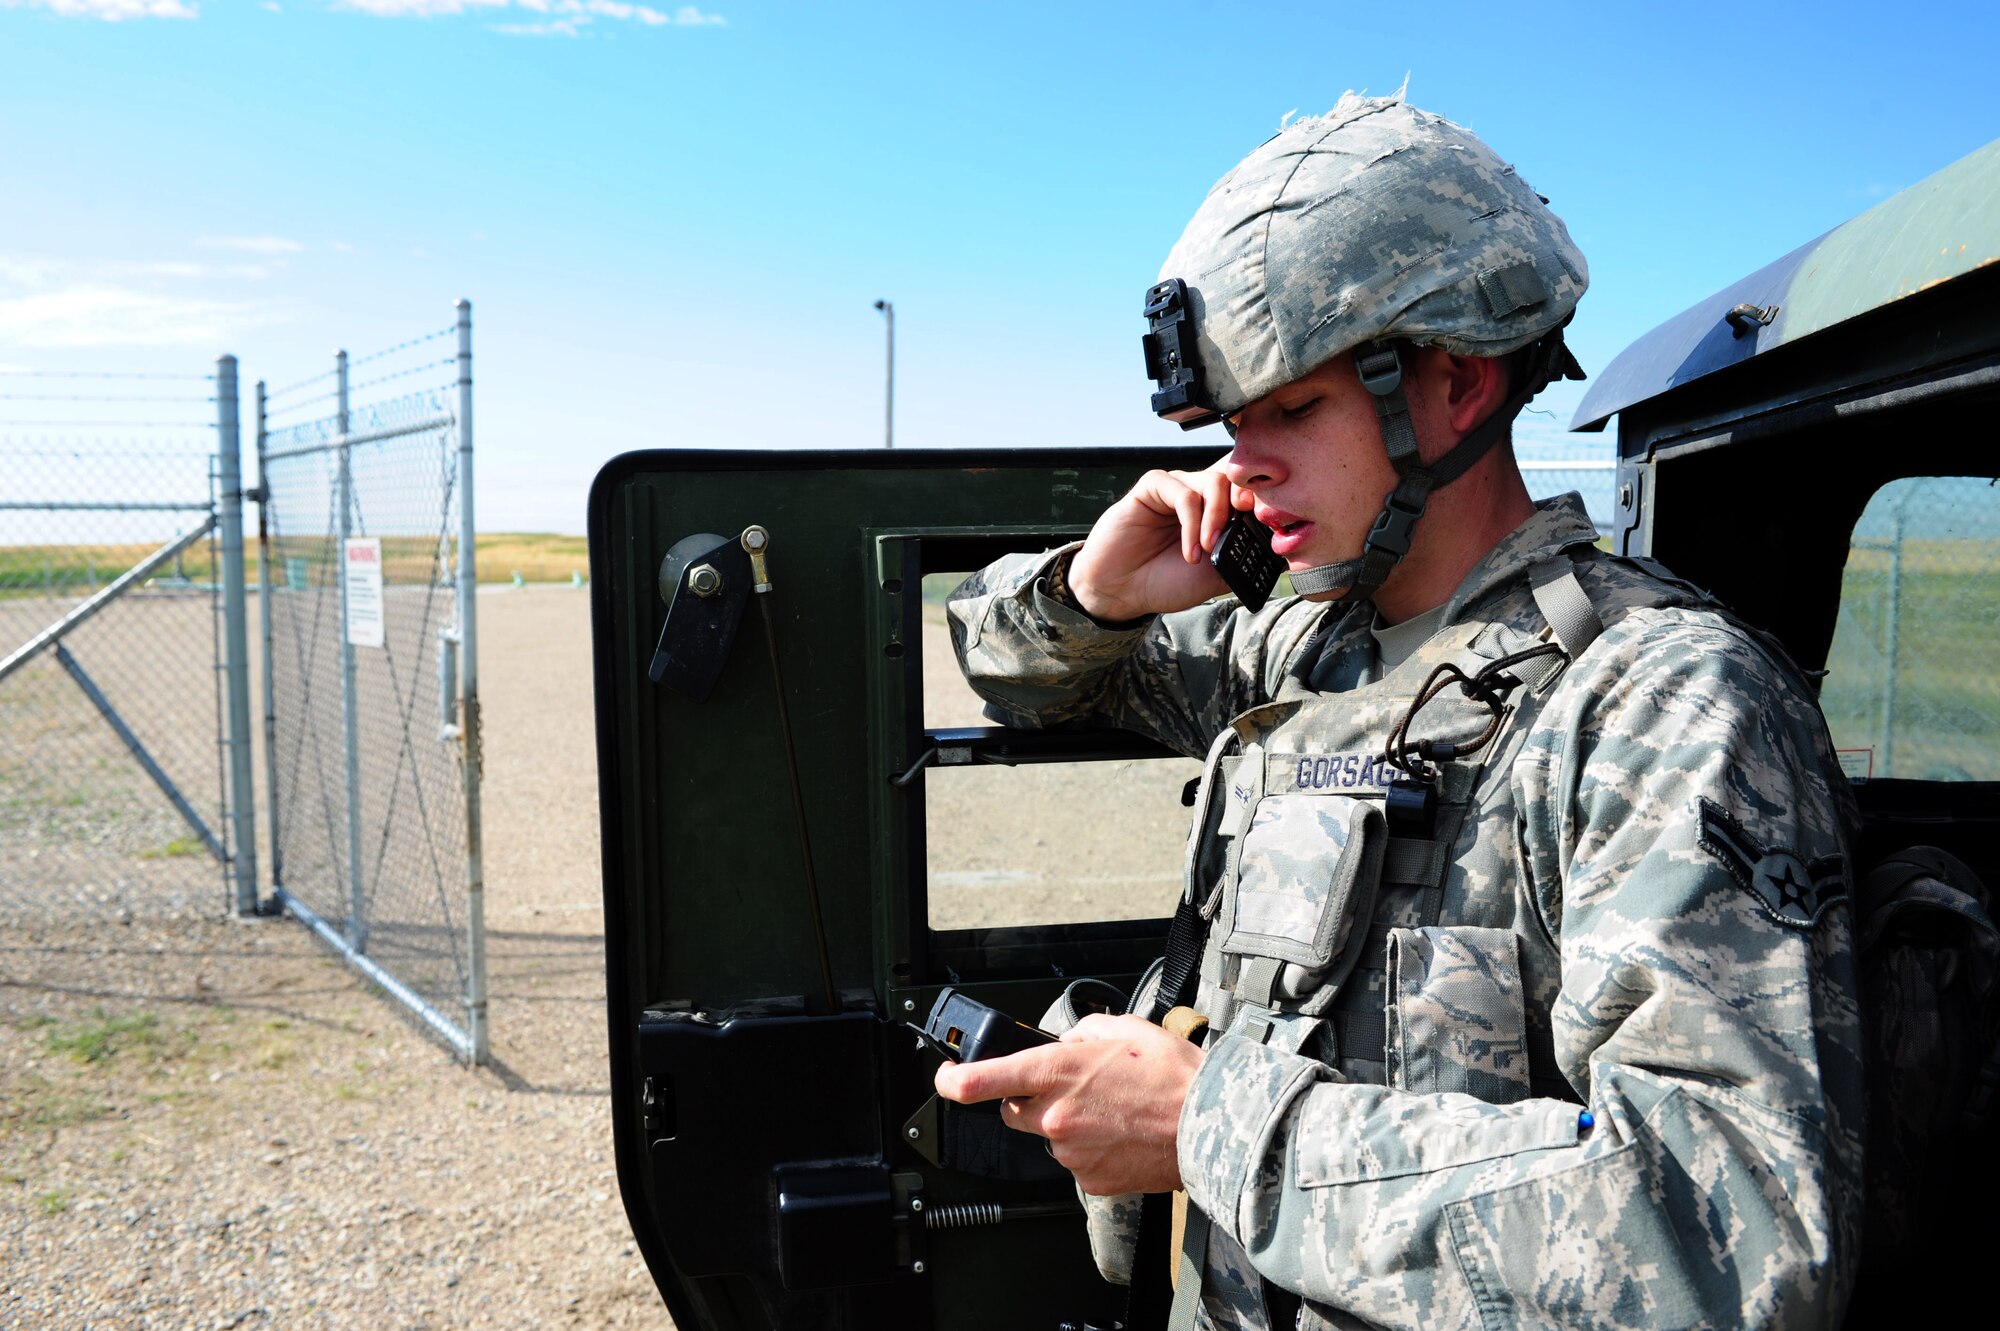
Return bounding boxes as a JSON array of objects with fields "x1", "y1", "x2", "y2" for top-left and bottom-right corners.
[
  {"x1": 592, "y1": 136, "x2": 2000, "y2": 1329},
  {"x1": 588, "y1": 444, "x2": 1221, "y2": 1330},
  {"x1": 1571, "y1": 137, "x2": 2000, "y2": 1319}
]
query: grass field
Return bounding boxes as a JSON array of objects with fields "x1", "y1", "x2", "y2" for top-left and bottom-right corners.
[{"x1": 0, "y1": 532, "x2": 591, "y2": 596}]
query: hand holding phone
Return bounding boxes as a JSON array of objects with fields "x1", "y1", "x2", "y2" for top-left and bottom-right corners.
[{"x1": 1209, "y1": 510, "x2": 1285, "y2": 612}]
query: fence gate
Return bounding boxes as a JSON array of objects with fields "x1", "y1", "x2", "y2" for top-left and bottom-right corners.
[
  {"x1": 0, "y1": 361, "x2": 256, "y2": 927},
  {"x1": 257, "y1": 303, "x2": 487, "y2": 1062}
]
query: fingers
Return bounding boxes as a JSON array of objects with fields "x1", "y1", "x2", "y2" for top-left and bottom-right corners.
[
  {"x1": 1193, "y1": 469, "x2": 1234, "y2": 562},
  {"x1": 933, "y1": 1045, "x2": 1064, "y2": 1106},
  {"x1": 1069, "y1": 465, "x2": 1237, "y2": 620},
  {"x1": 1133, "y1": 468, "x2": 1233, "y2": 564}
]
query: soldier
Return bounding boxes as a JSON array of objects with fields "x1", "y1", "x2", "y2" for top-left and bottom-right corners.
[{"x1": 934, "y1": 91, "x2": 1862, "y2": 1329}]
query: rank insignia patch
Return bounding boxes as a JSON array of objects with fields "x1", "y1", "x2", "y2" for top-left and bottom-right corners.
[{"x1": 1697, "y1": 798, "x2": 1846, "y2": 928}]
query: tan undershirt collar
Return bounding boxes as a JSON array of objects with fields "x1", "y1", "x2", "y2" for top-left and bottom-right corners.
[{"x1": 1370, "y1": 602, "x2": 1450, "y2": 673}]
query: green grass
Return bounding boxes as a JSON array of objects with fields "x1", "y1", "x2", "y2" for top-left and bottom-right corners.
[
  {"x1": 35, "y1": 1189, "x2": 71, "y2": 1216},
  {"x1": 1, "y1": 531, "x2": 593, "y2": 596},
  {"x1": 136, "y1": 835, "x2": 206, "y2": 860},
  {"x1": 0, "y1": 541, "x2": 220, "y2": 598},
  {"x1": 45, "y1": 1009, "x2": 160, "y2": 1065},
  {"x1": 1820, "y1": 564, "x2": 1998, "y2": 780},
  {"x1": 2, "y1": 1076, "x2": 114, "y2": 1130},
  {"x1": 474, "y1": 532, "x2": 589, "y2": 584}
]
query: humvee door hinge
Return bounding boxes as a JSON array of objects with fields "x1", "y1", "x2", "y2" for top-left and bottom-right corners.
[{"x1": 649, "y1": 532, "x2": 753, "y2": 701}]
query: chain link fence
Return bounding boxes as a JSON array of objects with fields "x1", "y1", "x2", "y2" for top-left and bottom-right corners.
[
  {"x1": 258, "y1": 305, "x2": 487, "y2": 1061},
  {"x1": 1823, "y1": 475, "x2": 2000, "y2": 783},
  {"x1": 0, "y1": 367, "x2": 255, "y2": 928},
  {"x1": 1518, "y1": 445, "x2": 1616, "y2": 533}
]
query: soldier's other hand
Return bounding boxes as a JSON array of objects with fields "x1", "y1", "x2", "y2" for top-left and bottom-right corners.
[
  {"x1": 932, "y1": 1013, "x2": 1200, "y2": 1196},
  {"x1": 1067, "y1": 465, "x2": 1246, "y2": 622}
]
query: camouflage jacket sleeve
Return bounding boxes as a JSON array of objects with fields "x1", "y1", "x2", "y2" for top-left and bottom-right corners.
[
  {"x1": 947, "y1": 545, "x2": 1331, "y2": 759},
  {"x1": 1178, "y1": 608, "x2": 1864, "y2": 1329}
]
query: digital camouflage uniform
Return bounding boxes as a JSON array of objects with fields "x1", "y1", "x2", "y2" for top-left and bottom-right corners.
[{"x1": 949, "y1": 494, "x2": 1863, "y2": 1330}]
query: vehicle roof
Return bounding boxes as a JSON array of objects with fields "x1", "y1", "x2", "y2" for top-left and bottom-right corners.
[{"x1": 1571, "y1": 135, "x2": 2000, "y2": 432}]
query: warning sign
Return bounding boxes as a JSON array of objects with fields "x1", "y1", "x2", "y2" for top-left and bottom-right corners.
[{"x1": 344, "y1": 538, "x2": 385, "y2": 648}]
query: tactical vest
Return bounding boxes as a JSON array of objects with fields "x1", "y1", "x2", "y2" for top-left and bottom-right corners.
[
  {"x1": 1180, "y1": 558, "x2": 1603, "y2": 1101},
  {"x1": 1150, "y1": 549, "x2": 1724, "y2": 1331}
]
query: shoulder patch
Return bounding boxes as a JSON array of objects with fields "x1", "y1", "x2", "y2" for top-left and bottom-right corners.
[{"x1": 1696, "y1": 797, "x2": 1846, "y2": 929}]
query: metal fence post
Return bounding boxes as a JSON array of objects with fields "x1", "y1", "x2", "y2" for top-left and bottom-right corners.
[
  {"x1": 256, "y1": 380, "x2": 282, "y2": 899},
  {"x1": 336, "y1": 349, "x2": 367, "y2": 951},
  {"x1": 456, "y1": 299, "x2": 489, "y2": 1064},
  {"x1": 216, "y1": 356, "x2": 260, "y2": 917}
]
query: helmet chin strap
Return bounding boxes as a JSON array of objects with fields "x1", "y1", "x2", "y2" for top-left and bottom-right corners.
[{"x1": 1283, "y1": 331, "x2": 1584, "y2": 602}]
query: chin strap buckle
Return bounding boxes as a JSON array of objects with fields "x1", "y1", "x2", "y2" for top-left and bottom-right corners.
[
  {"x1": 1355, "y1": 342, "x2": 1404, "y2": 398},
  {"x1": 1364, "y1": 481, "x2": 1428, "y2": 562}
]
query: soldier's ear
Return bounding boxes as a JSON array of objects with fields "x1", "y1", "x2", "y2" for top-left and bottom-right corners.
[{"x1": 1420, "y1": 349, "x2": 1512, "y2": 440}]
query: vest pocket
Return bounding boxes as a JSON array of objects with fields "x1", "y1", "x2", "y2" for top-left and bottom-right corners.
[
  {"x1": 1386, "y1": 925, "x2": 1534, "y2": 1103},
  {"x1": 1217, "y1": 793, "x2": 1385, "y2": 976}
]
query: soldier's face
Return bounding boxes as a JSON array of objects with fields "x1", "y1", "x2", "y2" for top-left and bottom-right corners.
[{"x1": 1219, "y1": 354, "x2": 1420, "y2": 590}]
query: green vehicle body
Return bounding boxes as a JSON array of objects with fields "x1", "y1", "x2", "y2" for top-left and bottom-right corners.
[{"x1": 589, "y1": 136, "x2": 2000, "y2": 1329}]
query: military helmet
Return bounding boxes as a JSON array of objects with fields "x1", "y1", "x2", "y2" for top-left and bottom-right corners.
[
  {"x1": 1144, "y1": 91, "x2": 1588, "y2": 428},
  {"x1": 1141, "y1": 91, "x2": 1590, "y2": 601}
]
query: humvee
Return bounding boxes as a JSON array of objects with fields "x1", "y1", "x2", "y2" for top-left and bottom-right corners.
[{"x1": 588, "y1": 137, "x2": 2000, "y2": 1329}]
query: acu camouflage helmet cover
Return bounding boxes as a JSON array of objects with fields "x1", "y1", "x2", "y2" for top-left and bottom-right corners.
[{"x1": 1157, "y1": 90, "x2": 1590, "y2": 419}]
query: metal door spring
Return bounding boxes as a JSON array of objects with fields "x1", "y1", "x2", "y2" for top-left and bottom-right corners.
[{"x1": 923, "y1": 1201, "x2": 1004, "y2": 1229}]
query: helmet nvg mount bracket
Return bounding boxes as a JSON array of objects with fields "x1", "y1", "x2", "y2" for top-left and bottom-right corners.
[{"x1": 1141, "y1": 277, "x2": 1222, "y2": 430}]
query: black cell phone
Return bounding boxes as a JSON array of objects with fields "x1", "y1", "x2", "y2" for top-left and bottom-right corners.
[
  {"x1": 1210, "y1": 510, "x2": 1285, "y2": 612},
  {"x1": 908, "y1": 987, "x2": 1056, "y2": 1063}
]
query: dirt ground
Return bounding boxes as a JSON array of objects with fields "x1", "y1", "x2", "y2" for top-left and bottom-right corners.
[
  {"x1": 0, "y1": 583, "x2": 1201, "y2": 1329},
  {"x1": 2, "y1": 587, "x2": 665, "y2": 1329}
]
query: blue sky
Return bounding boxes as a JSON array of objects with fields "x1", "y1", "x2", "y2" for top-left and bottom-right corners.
[{"x1": 1, "y1": 0, "x2": 1995, "y2": 532}]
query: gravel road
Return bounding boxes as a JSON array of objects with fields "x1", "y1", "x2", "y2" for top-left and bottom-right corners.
[
  {"x1": 1, "y1": 583, "x2": 1195, "y2": 1329},
  {"x1": 3, "y1": 588, "x2": 664, "y2": 1330}
]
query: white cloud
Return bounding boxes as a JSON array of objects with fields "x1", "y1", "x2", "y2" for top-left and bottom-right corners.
[
  {"x1": 333, "y1": 0, "x2": 723, "y2": 29},
  {"x1": 0, "y1": 252, "x2": 287, "y2": 350},
  {"x1": 128, "y1": 260, "x2": 279, "y2": 280},
  {"x1": 0, "y1": 0, "x2": 198, "y2": 18},
  {"x1": 0, "y1": 286, "x2": 280, "y2": 349},
  {"x1": 335, "y1": 0, "x2": 505, "y2": 14},
  {"x1": 196, "y1": 235, "x2": 306, "y2": 255},
  {"x1": 1, "y1": 0, "x2": 726, "y2": 22},
  {"x1": 492, "y1": 16, "x2": 580, "y2": 36}
]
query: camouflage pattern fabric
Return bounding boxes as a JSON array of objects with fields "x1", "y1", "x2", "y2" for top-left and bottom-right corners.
[
  {"x1": 949, "y1": 494, "x2": 1863, "y2": 1330},
  {"x1": 1156, "y1": 90, "x2": 1588, "y2": 419}
]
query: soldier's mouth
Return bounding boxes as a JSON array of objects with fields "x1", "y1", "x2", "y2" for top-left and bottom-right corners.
[
  {"x1": 1255, "y1": 505, "x2": 1305, "y2": 535},
  {"x1": 1261, "y1": 511, "x2": 1314, "y2": 556}
]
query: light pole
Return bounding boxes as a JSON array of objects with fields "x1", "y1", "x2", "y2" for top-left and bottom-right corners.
[{"x1": 873, "y1": 299, "x2": 894, "y2": 449}]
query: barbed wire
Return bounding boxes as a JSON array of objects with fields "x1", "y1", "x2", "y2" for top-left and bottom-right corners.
[
  {"x1": 264, "y1": 389, "x2": 341, "y2": 420},
  {"x1": 0, "y1": 368, "x2": 214, "y2": 381},
  {"x1": 265, "y1": 366, "x2": 339, "y2": 403},
  {"x1": 0, "y1": 392, "x2": 215, "y2": 404},
  {"x1": 349, "y1": 358, "x2": 456, "y2": 399},
  {"x1": 348, "y1": 325, "x2": 454, "y2": 370},
  {"x1": 0, "y1": 436, "x2": 216, "y2": 450},
  {"x1": 263, "y1": 361, "x2": 456, "y2": 427},
  {"x1": 0, "y1": 418, "x2": 214, "y2": 429}
]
